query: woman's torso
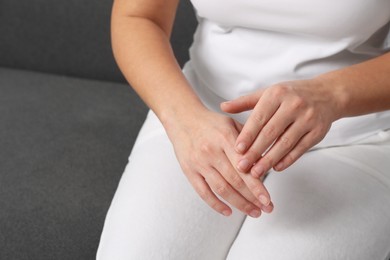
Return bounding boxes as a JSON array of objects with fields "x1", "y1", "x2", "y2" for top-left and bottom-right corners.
[{"x1": 184, "y1": 0, "x2": 390, "y2": 147}]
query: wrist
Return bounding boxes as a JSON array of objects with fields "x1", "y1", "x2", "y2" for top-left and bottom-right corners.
[
  {"x1": 314, "y1": 73, "x2": 350, "y2": 120},
  {"x1": 159, "y1": 99, "x2": 209, "y2": 135}
]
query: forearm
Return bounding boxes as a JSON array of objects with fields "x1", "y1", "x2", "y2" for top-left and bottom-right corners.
[
  {"x1": 111, "y1": 10, "x2": 206, "y2": 129},
  {"x1": 317, "y1": 52, "x2": 390, "y2": 119}
]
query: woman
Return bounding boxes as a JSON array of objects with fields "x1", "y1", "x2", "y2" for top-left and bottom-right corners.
[{"x1": 97, "y1": 0, "x2": 390, "y2": 259}]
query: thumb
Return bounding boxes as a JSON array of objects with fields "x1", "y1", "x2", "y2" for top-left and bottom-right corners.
[{"x1": 220, "y1": 91, "x2": 262, "y2": 114}]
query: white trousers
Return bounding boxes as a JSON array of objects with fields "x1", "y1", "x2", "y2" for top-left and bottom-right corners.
[{"x1": 97, "y1": 111, "x2": 390, "y2": 260}]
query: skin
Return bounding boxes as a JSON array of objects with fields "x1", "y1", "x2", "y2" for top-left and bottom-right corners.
[
  {"x1": 221, "y1": 53, "x2": 390, "y2": 178},
  {"x1": 112, "y1": 0, "x2": 390, "y2": 216},
  {"x1": 111, "y1": 0, "x2": 273, "y2": 218}
]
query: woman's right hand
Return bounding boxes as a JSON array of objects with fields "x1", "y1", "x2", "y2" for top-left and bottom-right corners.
[
  {"x1": 112, "y1": 0, "x2": 273, "y2": 217},
  {"x1": 164, "y1": 108, "x2": 274, "y2": 217}
]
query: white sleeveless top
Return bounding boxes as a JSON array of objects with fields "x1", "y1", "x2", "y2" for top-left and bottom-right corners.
[{"x1": 183, "y1": 0, "x2": 390, "y2": 147}]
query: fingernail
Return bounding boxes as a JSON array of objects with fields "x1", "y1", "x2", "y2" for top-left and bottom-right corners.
[
  {"x1": 261, "y1": 204, "x2": 274, "y2": 214},
  {"x1": 236, "y1": 142, "x2": 246, "y2": 153},
  {"x1": 237, "y1": 159, "x2": 250, "y2": 172},
  {"x1": 249, "y1": 210, "x2": 261, "y2": 218},
  {"x1": 222, "y1": 210, "x2": 231, "y2": 216},
  {"x1": 259, "y1": 195, "x2": 270, "y2": 206},
  {"x1": 252, "y1": 164, "x2": 264, "y2": 177}
]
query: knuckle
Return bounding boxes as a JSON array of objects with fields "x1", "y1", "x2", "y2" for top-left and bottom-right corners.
[
  {"x1": 304, "y1": 107, "x2": 316, "y2": 122},
  {"x1": 253, "y1": 113, "x2": 265, "y2": 125},
  {"x1": 272, "y1": 83, "x2": 291, "y2": 96},
  {"x1": 200, "y1": 142, "x2": 213, "y2": 154},
  {"x1": 180, "y1": 162, "x2": 191, "y2": 174},
  {"x1": 241, "y1": 131, "x2": 255, "y2": 143},
  {"x1": 263, "y1": 125, "x2": 276, "y2": 139},
  {"x1": 230, "y1": 174, "x2": 246, "y2": 190},
  {"x1": 291, "y1": 97, "x2": 306, "y2": 111},
  {"x1": 280, "y1": 136, "x2": 293, "y2": 150},
  {"x1": 209, "y1": 200, "x2": 221, "y2": 212},
  {"x1": 214, "y1": 158, "x2": 223, "y2": 168},
  {"x1": 243, "y1": 203, "x2": 255, "y2": 214},
  {"x1": 189, "y1": 153, "x2": 200, "y2": 165},
  {"x1": 197, "y1": 187, "x2": 211, "y2": 201},
  {"x1": 215, "y1": 183, "x2": 230, "y2": 197}
]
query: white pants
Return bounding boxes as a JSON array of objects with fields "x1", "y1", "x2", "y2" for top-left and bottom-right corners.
[{"x1": 97, "y1": 111, "x2": 390, "y2": 260}]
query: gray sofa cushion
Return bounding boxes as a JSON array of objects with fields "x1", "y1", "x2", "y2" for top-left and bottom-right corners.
[
  {"x1": 0, "y1": 0, "x2": 197, "y2": 259},
  {"x1": 0, "y1": 0, "x2": 197, "y2": 82},
  {"x1": 0, "y1": 67, "x2": 147, "y2": 259}
]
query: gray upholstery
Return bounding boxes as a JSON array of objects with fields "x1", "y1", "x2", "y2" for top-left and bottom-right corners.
[
  {"x1": 0, "y1": 0, "x2": 197, "y2": 82},
  {"x1": 0, "y1": 0, "x2": 197, "y2": 259},
  {"x1": 0, "y1": 68, "x2": 146, "y2": 259}
]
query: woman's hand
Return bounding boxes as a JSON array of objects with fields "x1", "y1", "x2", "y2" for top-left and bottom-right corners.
[
  {"x1": 164, "y1": 108, "x2": 273, "y2": 217},
  {"x1": 221, "y1": 78, "x2": 342, "y2": 178}
]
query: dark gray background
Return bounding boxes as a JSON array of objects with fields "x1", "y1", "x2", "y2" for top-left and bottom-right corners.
[
  {"x1": 0, "y1": 0, "x2": 197, "y2": 259},
  {"x1": 0, "y1": 0, "x2": 197, "y2": 82}
]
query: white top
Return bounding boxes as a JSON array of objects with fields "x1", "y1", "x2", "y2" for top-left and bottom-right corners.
[{"x1": 183, "y1": 0, "x2": 390, "y2": 147}]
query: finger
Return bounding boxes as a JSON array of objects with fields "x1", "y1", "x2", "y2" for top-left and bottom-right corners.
[
  {"x1": 188, "y1": 172, "x2": 233, "y2": 216},
  {"x1": 225, "y1": 145, "x2": 273, "y2": 208},
  {"x1": 205, "y1": 168, "x2": 263, "y2": 218},
  {"x1": 274, "y1": 130, "x2": 323, "y2": 172},
  {"x1": 234, "y1": 96, "x2": 279, "y2": 155},
  {"x1": 220, "y1": 91, "x2": 263, "y2": 114},
  {"x1": 237, "y1": 106, "x2": 292, "y2": 173},
  {"x1": 214, "y1": 153, "x2": 263, "y2": 208},
  {"x1": 239, "y1": 171, "x2": 273, "y2": 207},
  {"x1": 251, "y1": 123, "x2": 307, "y2": 178},
  {"x1": 261, "y1": 201, "x2": 274, "y2": 214}
]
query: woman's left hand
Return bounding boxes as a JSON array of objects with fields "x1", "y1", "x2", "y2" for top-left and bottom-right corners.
[{"x1": 221, "y1": 78, "x2": 343, "y2": 178}]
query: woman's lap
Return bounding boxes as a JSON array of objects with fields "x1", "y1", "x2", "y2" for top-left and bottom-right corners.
[
  {"x1": 227, "y1": 143, "x2": 390, "y2": 260},
  {"x1": 96, "y1": 112, "x2": 247, "y2": 260},
  {"x1": 97, "y1": 112, "x2": 390, "y2": 259}
]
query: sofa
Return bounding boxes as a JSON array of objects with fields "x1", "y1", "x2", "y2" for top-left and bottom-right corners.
[{"x1": 0, "y1": 1, "x2": 197, "y2": 259}]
